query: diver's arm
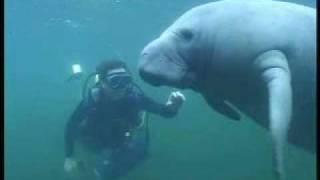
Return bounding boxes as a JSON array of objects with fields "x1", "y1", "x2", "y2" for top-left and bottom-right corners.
[
  {"x1": 130, "y1": 84, "x2": 184, "y2": 117},
  {"x1": 140, "y1": 94, "x2": 178, "y2": 118},
  {"x1": 64, "y1": 100, "x2": 89, "y2": 158},
  {"x1": 139, "y1": 91, "x2": 185, "y2": 118}
]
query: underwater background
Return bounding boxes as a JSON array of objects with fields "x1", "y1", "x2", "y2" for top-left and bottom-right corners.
[{"x1": 5, "y1": 0, "x2": 316, "y2": 180}]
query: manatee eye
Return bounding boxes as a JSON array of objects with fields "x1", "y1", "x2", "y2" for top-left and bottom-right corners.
[{"x1": 180, "y1": 29, "x2": 193, "y2": 41}]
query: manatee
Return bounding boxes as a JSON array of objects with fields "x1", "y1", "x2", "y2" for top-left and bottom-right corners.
[{"x1": 138, "y1": 0, "x2": 316, "y2": 179}]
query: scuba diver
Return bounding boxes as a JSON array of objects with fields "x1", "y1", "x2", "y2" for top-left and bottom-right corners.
[{"x1": 64, "y1": 59, "x2": 186, "y2": 179}]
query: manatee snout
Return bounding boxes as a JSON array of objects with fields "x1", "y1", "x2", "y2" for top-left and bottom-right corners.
[
  {"x1": 139, "y1": 37, "x2": 190, "y2": 88},
  {"x1": 138, "y1": 52, "x2": 163, "y2": 86},
  {"x1": 138, "y1": 65, "x2": 162, "y2": 87}
]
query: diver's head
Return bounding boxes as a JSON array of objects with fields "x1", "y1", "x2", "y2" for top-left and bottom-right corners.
[{"x1": 96, "y1": 59, "x2": 133, "y2": 100}]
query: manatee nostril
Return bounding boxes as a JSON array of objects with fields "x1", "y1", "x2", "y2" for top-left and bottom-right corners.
[{"x1": 141, "y1": 52, "x2": 148, "y2": 57}]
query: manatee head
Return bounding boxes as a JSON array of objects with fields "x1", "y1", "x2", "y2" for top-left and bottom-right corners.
[{"x1": 138, "y1": 28, "x2": 202, "y2": 89}]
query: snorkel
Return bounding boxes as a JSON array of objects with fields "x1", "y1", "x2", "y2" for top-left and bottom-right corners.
[
  {"x1": 66, "y1": 63, "x2": 100, "y2": 100},
  {"x1": 66, "y1": 64, "x2": 84, "y2": 82},
  {"x1": 82, "y1": 72, "x2": 99, "y2": 100}
]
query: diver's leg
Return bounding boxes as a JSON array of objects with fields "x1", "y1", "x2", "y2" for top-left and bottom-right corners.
[
  {"x1": 108, "y1": 132, "x2": 149, "y2": 179},
  {"x1": 94, "y1": 149, "x2": 113, "y2": 180}
]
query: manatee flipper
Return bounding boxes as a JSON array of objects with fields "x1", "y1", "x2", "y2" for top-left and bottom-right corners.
[
  {"x1": 204, "y1": 94, "x2": 241, "y2": 121},
  {"x1": 254, "y1": 50, "x2": 292, "y2": 180}
]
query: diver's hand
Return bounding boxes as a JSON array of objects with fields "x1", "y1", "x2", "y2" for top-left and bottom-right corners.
[
  {"x1": 64, "y1": 157, "x2": 78, "y2": 173},
  {"x1": 166, "y1": 91, "x2": 186, "y2": 109}
]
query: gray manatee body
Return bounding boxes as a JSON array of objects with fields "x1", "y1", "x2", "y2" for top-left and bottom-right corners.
[{"x1": 138, "y1": 0, "x2": 316, "y2": 179}]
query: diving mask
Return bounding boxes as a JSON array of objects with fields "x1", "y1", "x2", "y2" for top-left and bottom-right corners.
[{"x1": 104, "y1": 68, "x2": 132, "y2": 90}]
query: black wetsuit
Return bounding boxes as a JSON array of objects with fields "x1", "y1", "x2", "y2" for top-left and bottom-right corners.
[{"x1": 64, "y1": 84, "x2": 178, "y2": 179}]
